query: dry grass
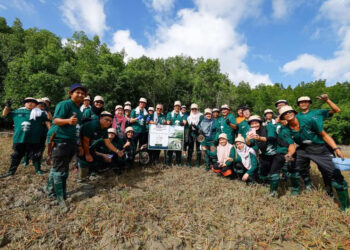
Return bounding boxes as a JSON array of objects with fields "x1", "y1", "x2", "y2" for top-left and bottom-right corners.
[{"x1": 0, "y1": 136, "x2": 350, "y2": 249}]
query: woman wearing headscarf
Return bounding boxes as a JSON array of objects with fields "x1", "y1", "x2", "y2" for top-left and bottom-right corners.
[
  {"x1": 233, "y1": 135, "x2": 258, "y2": 183},
  {"x1": 211, "y1": 133, "x2": 235, "y2": 177},
  {"x1": 186, "y1": 103, "x2": 203, "y2": 167},
  {"x1": 82, "y1": 95, "x2": 104, "y2": 123},
  {"x1": 112, "y1": 105, "x2": 127, "y2": 138}
]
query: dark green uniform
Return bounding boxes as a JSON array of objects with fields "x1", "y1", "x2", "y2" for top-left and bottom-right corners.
[
  {"x1": 238, "y1": 120, "x2": 250, "y2": 139},
  {"x1": 217, "y1": 113, "x2": 237, "y2": 144},
  {"x1": 82, "y1": 108, "x2": 99, "y2": 122},
  {"x1": 166, "y1": 111, "x2": 187, "y2": 165},
  {"x1": 198, "y1": 118, "x2": 219, "y2": 170},
  {"x1": 117, "y1": 137, "x2": 137, "y2": 168}
]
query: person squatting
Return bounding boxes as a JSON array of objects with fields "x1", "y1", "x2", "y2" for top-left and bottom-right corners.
[{"x1": 1, "y1": 84, "x2": 349, "y2": 212}]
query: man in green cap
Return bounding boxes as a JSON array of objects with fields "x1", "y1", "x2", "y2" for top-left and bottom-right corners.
[{"x1": 1, "y1": 97, "x2": 48, "y2": 178}]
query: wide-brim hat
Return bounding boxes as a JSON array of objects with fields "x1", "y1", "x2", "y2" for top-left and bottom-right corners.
[
  {"x1": 94, "y1": 96, "x2": 104, "y2": 102},
  {"x1": 275, "y1": 99, "x2": 288, "y2": 107},
  {"x1": 107, "y1": 128, "x2": 117, "y2": 134},
  {"x1": 218, "y1": 133, "x2": 228, "y2": 140},
  {"x1": 212, "y1": 108, "x2": 219, "y2": 113},
  {"x1": 279, "y1": 105, "x2": 297, "y2": 120},
  {"x1": 174, "y1": 100, "x2": 181, "y2": 107},
  {"x1": 234, "y1": 134, "x2": 245, "y2": 144},
  {"x1": 148, "y1": 107, "x2": 154, "y2": 112},
  {"x1": 248, "y1": 115, "x2": 262, "y2": 124},
  {"x1": 191, "y1": 103, "x2": 198, "y2": 109},
  {"x1": 139, "y1": 97, "x2": 147, "y2": 103},
  {"x1": 125, "y1": 126, "x2": 134, "y2": 133},
  {"x1": 100, "y1": 111, "x2": 113, "y2": 118},
  {"x1": 24, "y1": 97, "x2": 38, "y2": 104},
  {"x1": 84, "y1": 96, "x2": 91, "y2": 101},
  {"x1": 264, "y1": 109, "x2": 274, "y2": 115},
  {"x1": 297, "y1": 96, "x2": 312, "y2": 105},
  {"x1": 221, "y1": 104, "x2": 230, "y2": 110},
  {"x1": 124, "y1": 101, "x2": 131, "y2": 106},
  {"x1": 115, "y1": 105, "x2": 123, "y2": 110},
  {"x1": 124, "y1": 105, "x2": 131, "y2": 111},
  {"x1": 204, "y1": 108, "x2": 212, "y2": 114},
  {"x1": 42, "y1": 97, "x2": 51, "y2": 103}
]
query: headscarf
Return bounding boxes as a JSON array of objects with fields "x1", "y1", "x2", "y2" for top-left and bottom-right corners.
[
  {"x1": 236, "y1": 144, "x2": 256, "y2": 170},
  {"x1": 91, "y1": 104, "x2": 104, "y2": 117},
  {"x1": 187, "y1": 111, "x2": 202, "y2": 126},
  {"x1": 112, "y1": 110, "x2": 127, "y2": 136},
  {"x1": 30, "y1": 107, "x2": 43, "y2": 120},
  {"x1": 217, "y1": 141, "x2": 233, "y2": 164}
]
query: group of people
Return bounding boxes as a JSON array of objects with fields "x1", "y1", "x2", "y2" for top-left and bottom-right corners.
[{"x1": 1, "y1": 83, "x2": 349, "y2": 212}]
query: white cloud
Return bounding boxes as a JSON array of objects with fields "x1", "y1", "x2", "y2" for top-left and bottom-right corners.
[
  {"x1": 272, "y1": 0, "x2": 288, "y2": 19},
  {"x1": 60, "y1": 0, "x2": 108, "y2": 37},
  {"x1": 111, "y1": 0, "x2": 271, "y2": 86},
  {"x1": 0, "y1": 4, "x2": 7, "y2": 10},
  {"x1": 282, "y1": 0, "x2": 350, "y2": 83},
  {"x1": 11, "y1": 0, "x2": 35, "y2": 12},
  {"x1": 151, "y1": 0, "x2": 174, "y2": 12}
]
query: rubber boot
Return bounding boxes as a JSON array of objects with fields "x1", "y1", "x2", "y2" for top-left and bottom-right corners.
[
  {"x1": 22, "y1": 154, "x2": 29, "y2": 167},
  {"x1": 62, "y1": 172, "x2": 69, "y2": 200},
  {"x1": 269, "y1": 174, "x2": 280, "y2": 197},
  {"x1": 33, "y1": 161, "x2": 43, "y2": 175},
  {"x1": 322, "y1": 174, "x2": 334, "y2": 197},
  {"x1": 303, "y1": 176, "x2": 313, "y2": 191},
  {"x1": 45, "y1": 168, "x2": 55, "y2": 198},
  {"x1": 186, "y1": 149, "x2": 193, "y2": 167},
  {"x1": 290, "y1": 172, "x2": 301, "y2": 195},
  {"x1": 77, "y1": 166, "x2": 89, "y2": 183},
  {"x1": 332, "y1": 181, "x2": 349, "y2": 211},
  {"x1": 196, "y1": 151, "x2": 202, "y2": 167},
  {"x1": 281, "y1": 163, "x2": 289, "y2": 182},
  {"x1": 175, "y1": 152, "x2": 182, "y2": 166},
  {"x1": 204, "y1": 154, "x2": 210, "y2": 171},
  {"x1": 53, "y1": 171, "x2": 68, "y2": 212}
]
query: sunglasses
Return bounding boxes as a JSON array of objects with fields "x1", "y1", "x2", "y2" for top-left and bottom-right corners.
[
  {"x1": 95, "y1": 101, "x2": 104, "y2": 104},
  {"x1": 156, "y1": 108, "x2": 163, "y2": 110}
]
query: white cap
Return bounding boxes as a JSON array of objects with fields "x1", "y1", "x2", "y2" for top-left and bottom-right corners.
[
  {"x1": 125, "y1": 126, "x2": 134, "y2": 133},
  {"x1": 264, "y1": 109, "x2": 274, "y2": 115},
  {"x1": 221, "y1": 104, "x2": 230, "y2": 110},
  {"x1": 204, "y1": 108, "x2": 212, "y2": 114},
  {"x1": 212, "y1": 108, "x2": 219, "y2": 113},
  {"x1": 248, "y1": 115, "x2": 262, "y2": 123},
  {"x1": 275, "y1": 100, "x2": 288, "y2": 107},
  {"x1": 148, "y1": 107, "x2": 154, "y2": 111},
  {"x1": 115, "y1": 105, "x2": 123, "y2": 110},
  {"x1": 24, "y1": 97, "x2": 38, "y2": 103},
  {"x1": 107, "y1": 128, "x2": 117, "y2": 134},
  {"x1": 124, "y1": 101, "x2": 131, "y2": 106},
  {"x1": 218, "y1": 133, "x2": 228, "y2": 140},
  {"x1": 139, "y1": 97, "x2": 147, "y2": 103},
  {"x1": 190, "y1": 103, "x2": 198, "y2": 109},
  {"x1": 84, "y1": 96, "x2": 91, "y2": 101},
  {"x1": 174, "y1": 100, "x2": 181, "y2": 107},
  {"x1": 100, "y1": 111, "x2": 113, "y2": 117},
  {"x1": 36, "y1": 98, "x2": 44, "y2": 103},
  {"x1": 94, "y1": 96, "x2": 104, "y2": 102},
  {"x1": 124, "y1": 105, "x2": 131, "y2": 111}
]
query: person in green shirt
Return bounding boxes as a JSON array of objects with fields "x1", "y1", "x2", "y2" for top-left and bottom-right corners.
[
  {"x1": 237, "y1": 106, "x2": 251, "y2": 139},
  {"x1": 130, "y1": 97, "x2": 148, "y2": 150},
  {"x1": 263, "y1": 109, "x2": 276, "y2": 126},
  {"x1": 233, "y1": 135, "x2": 258, "y2": 183},
  {"x1": 296, "y1": 95, "x2": 341, "y2": 194},
  {"x1": 36, "y1": 99, "x2": 52, "y2": 168},
  {"x1": 198, "y1": 108, "x2": 219, "y2": 170},
  {"x1": 0, "y1": 97, "x2": 48, "y2": 178},
  {"x1": 280, "y1": 105, "x2": 349, "y2": 211},
  {"x1": 80, "y1": 96, "x2": 91, "y2": 113},
  {"x1": 117, "y1": 126, "x2": 137, "y2": 168},
  {"x1": 82, "y1": 95, "x2": 104, "y2": 123},
  {"x1": 148, "y1": 104, "x2": 167, "y2": 165},
  {"x1": 217, "y1": 104, "x2": 237, "y2": 144},
  {"x1": 45, "y1": 83, "x2": 87, "y2": 212},
  {"x1": 186, "y1": 103, "x2": 203, "y2": 167},
  {"x1": 181, "y1": 105, "x2": 189, "y2": 157},
  {"x1": 78, "y1": 111, "x2": 122, "y2": 181},
  {"x1": 246, "y1": 115, "x2": 282, "y2": 195},
  {"x1": 166, "y1": 100, "x2": 187, "y2": 166},
  {"x1": 212, "y1": 108, "x2": 220, "y2": 120}
]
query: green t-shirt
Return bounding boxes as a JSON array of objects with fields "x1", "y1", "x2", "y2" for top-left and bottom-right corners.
[
  {"x1": 149, "y1": 113, "x2": 167, "y2": 125},
  {"x1": 238, "y1": 119, "x2": 250, "y2": 139},
  {"x1": 46, "y1": 124, "x2": 58, "y2": 144},
  {"x1": 276, "y1": 125, "x2": 294, "y2": 154},
  {"x1": 91, "y1": 138, "x2": 118, "y2": 154},
  {"x1": 82, "y1": 108, "x2": 99, "y2": 121},
  {"x1": 166, "y1": 111, "x2": 186, "y2": 126},
  {"x1": 53, "y1": 99, "x2": 82, "y2": 143},
  {"x1": 80, "y1": 119, "x2": 108, "y2": 147},
  {"x1": 296, "y1": 109, "x2": 331, "y2": 123},
  {"x1": 130, "y1": 108, "x2": 148, "y2": 133},
  {"x1": 198, "y1": 118, "x2": 219, "y2": 145},
  {"x1": 217, "y1": 113, "x2": 237, "y2": 143},
  {"x1": 286, "y1": 116, "x2": 324, "y2": 145},
  {"x1": 8, "y1": 108, "x2": 47, "y2": 144},
  {"x1": 249, "y1": 124, "x2": 277, "y2": 156}
]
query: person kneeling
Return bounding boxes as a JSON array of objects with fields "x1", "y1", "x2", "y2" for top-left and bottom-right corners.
[
  {"x1": 211, "y1": 133, "x2": 235, "y2": 177},
  {"x1": 117, "y1": 127, "x2": 137, "y2": 169},
  {"x1": 234, "y1": 135, "x2": 258, "y2": 183}
]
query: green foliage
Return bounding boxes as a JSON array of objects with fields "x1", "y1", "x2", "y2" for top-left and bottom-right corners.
[{"x1": 1, "y1": 17, "x2": 350, "y2": 144}]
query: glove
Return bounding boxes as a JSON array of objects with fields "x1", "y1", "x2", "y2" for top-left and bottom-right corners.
[
  {"x1": 137, "y1": 114, "x2": 143, "y2": 120},
  {"x1": 146, "y1": 116, "x2": 151, "y2": 123},
  {"x1": 5, "y1": 100, "x2": 12, "y2": 107},
  {"x1": 226, "y1": 119, "x2": 231, "y2": 125}
]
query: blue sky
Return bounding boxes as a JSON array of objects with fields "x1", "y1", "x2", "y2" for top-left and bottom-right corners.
[{"x1": 1, "y1": 0, "x2": 349, "y2": 87}]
